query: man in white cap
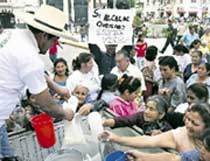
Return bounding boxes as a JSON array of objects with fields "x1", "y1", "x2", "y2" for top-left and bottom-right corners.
[{"x1": 0, "y1": 5, "x2": 74, "y2": 160}]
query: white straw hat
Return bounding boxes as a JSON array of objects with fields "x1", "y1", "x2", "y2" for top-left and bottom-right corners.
[{"x1": 14, "y1": 4, "x2": 76, "y2": 40}]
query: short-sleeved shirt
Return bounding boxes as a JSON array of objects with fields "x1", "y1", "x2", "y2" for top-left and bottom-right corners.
[
  {"x1": 111, "y1": 63, "x2": 146, "y2": 91},
  {"x1": 159, "y1": 77, "x2": 186, "y2": 109},
  {"x1": 181, "y1": 32, "x2": 199, "y2": 47},
  {"x1": 66, "y1": 70, "x2": 100, "y2": 94},
  {"x1": 0, "y1": 29, "x2": 47, "y2": 127}
]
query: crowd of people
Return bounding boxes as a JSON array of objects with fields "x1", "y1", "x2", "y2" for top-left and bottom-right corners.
[{"x1": 1, "y1": 4, "x2": 210, "y2": 161}]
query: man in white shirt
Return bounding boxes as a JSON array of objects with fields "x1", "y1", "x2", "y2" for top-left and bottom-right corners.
[
  {"x1": 111, "y1": 50, "x2": 146, "y2": 91},
  {"x1": 0, "y1": 5, "x2": 74, "y2": 160}
]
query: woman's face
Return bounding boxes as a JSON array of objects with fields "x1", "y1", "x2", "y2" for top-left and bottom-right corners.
[
  {"x1": 143, "y1": 100, "x2": 162, "y2": 122},
  {"x1": 197, "y1": 64, "x2": 209, "y2": 78},
  {"x1": 159, "y1": 65, "x2": 175, "y2": 80},
  {"x1": 81, "y1": 58, "x2": 93, "y2": 73},
  {"x1": 55, "y1": 62, "x2": 67, "y2": 76},
  {"x1": 185, "y1": 111, "x2": 206, "y2": 138},
  {"x1": 186, "y1": 89, "x2": 200, "y2": 105},
  {"x1": 191, "y1": 52, "x2": 201, "y2": 65},
  {"x1": 73, "y1": 85, "x2": 89, "y2": 105}
]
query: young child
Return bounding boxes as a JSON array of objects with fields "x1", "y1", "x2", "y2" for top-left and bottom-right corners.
[
  {"x1": 104, "y1": 95, "x2": 172, "y2": 135},
  {"x1": 135, "y1": 34, "x2": 147, "y2": 70},
  {"x1": 109, "y1": 74, "x2": 141, "y2": 117}
]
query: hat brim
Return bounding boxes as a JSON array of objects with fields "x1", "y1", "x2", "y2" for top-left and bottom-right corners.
[{"x1": 14, "y1": 11, "x2": 78, "y2": 42}]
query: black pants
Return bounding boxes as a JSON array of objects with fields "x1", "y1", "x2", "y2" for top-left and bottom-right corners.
[{"x1": 161, "y1": 37, "x2": 175, "y2": 54}]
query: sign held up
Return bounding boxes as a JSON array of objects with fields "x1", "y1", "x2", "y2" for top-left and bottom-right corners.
[{"x1": 89, "y1": 9, "x2": 134, "y2": 45}]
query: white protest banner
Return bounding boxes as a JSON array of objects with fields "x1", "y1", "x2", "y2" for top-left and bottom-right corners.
[{"x1": 88, "y1": 8, "x2": 134, "y2": 45}]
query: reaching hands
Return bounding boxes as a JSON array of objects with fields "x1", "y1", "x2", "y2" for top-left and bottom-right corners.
[
  {"x1": 99, "y1": 131, "x2": 120, "y2": 143},
  {"x1": 103, "y1": 118, "x2": 115, "y2": 127},
  {"x1": 63, "y1": 108, "x2": 74, "y2": 121},
  {"x1": 78, "y1": 103, "x2": 93, "y2": 116},
  {"x1": 127, "y1": 150, "x2": 145, "y2": 161}
]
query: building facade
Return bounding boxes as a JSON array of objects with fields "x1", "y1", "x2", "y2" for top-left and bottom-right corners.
[{"x1": 138, "y1": 0, "x2": 210, "y2": 18}]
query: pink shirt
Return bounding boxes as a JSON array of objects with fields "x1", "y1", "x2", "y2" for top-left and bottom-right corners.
[{"x1": 109, "y1": 96, "x2": 138, "y2": 117}]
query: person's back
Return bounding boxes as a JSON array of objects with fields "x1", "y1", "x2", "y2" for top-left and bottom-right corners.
[{"x1": 0, "y1": 29, "x2": 45, "y2": 127}]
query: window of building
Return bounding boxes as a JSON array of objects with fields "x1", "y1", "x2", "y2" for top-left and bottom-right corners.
[
  {"x1": 191, "y1": 0, "x2": 196, "y2": 3},
  {"x1": 0, "y1": 0, "x2": 7, "y2": 2},
  {"x1": 46, "y1": 0, "x2": 63, "y2": 11}
]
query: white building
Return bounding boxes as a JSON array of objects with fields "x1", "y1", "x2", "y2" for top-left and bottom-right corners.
[
  {"x1": 138, "y1": 0, "x2": 210, "y2": 18},
  {"x1": 137, "y1": 0, "x2": 163, "y2": 17},
  {"x1": 173, "y1": 0, "x2": 203, "y2": 18},
  {"x1": 165, "y1": 0, "x2": 210, "y2": 18}
]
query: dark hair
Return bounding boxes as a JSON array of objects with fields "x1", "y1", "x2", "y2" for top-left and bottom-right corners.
[
  {"x1": 147, "y1": 95, "x2": 168, "y2": 114},
  {"x1": 117, "y1": 74, "x2": 141, "y2": 94},
  {"x1": 72, "y1": 52, "x2": 93, "y2": 71},
  {"x1": 203, "y1": 63, "x2": 210, "y2": 73},
  {"x1": 190, "y1": 39, "x2": 201, "y2": 49},
  {"x1": 120, "y1": 46, "x2": 136, "y2": 64},
  {"x1": 53, "y1": 58, "x2": 69, "y2": 76},
  {"x1": 145, "y1": 46, "x2": 158, "y2": 61},
  {"x1": 159, "y1": 56, "x2": 179, "y2": 72},
  {"x1": 191, "y1": 50, "x2": 203, "y2": 58},
  {"x1": 202, "y1": 128, "x2": 210, "y2": 150},
  {"x1": 189, "y1": 103, "x2": 210, "y2": 128},
  {"x1": 137, "y1": 34, "x2": 144, "y2": 42},
  {"x1": 28, "y1": 25, "x2": 57, "y2": 40},
  {"x1": 187, "y1": 83, "x2": 209, "y2": 103},
  {"x1": 173, "y1": 44, "x2": 189, "y2": 53},
  {"x1": 121, "y1": 45, "x2": 134, "y2": 54},
  {"x1": 97, "y1": 74, "x2": 118, "y2": 100},
  {"x1": 189, "y1": 25, "x2": 194, "y2": 30}
]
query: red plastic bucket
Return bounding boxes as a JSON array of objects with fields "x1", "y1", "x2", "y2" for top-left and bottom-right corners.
[{"x1": 31, "y1": 113, "x2": 56, "y2": 148}]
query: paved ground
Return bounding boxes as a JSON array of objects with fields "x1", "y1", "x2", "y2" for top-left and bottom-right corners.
[{"x1": 41, "y1": 37, "x2": 173, "y2": 72}]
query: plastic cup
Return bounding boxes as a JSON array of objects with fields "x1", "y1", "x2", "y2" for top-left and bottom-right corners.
[{"x1": 31, "y1": 113, "x2": 56, "y2": 148}]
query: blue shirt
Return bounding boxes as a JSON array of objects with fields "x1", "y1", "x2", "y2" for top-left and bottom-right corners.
[
  {"x1": 180, "y1": 149, "x2": 200, "y2": 161},
  {"x1": 182, "y1": 32, "x2": 199, "y2": 47}
]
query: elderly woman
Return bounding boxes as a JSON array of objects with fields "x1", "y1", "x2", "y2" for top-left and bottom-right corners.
[
  {"x1": 100, "y1": 103, "x2": 210, "y2": 161},
  {"x1": 104, "y1": 95, "x2": 171, "y2": 135}
]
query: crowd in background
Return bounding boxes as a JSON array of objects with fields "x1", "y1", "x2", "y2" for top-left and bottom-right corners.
[{"x1": 4, "y1": 15, "x2": 210, "y2": 161}]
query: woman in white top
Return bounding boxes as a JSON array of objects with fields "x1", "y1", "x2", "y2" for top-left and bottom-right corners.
[
  {"x1": 66, "y1": 52, "x2": 100, "y2": 99},
  {"x1": 100, "y1": 103, "x2": 210, "y2": 160}
]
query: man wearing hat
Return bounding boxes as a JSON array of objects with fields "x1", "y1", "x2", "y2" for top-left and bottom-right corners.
[{"x1": 0, "y1": 5, "x2": 74, "y2": 160}]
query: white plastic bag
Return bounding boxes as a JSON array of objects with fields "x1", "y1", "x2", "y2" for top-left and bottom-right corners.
[{"x1": 63, "y1": 114, "x2": 87, "y2": 145}]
